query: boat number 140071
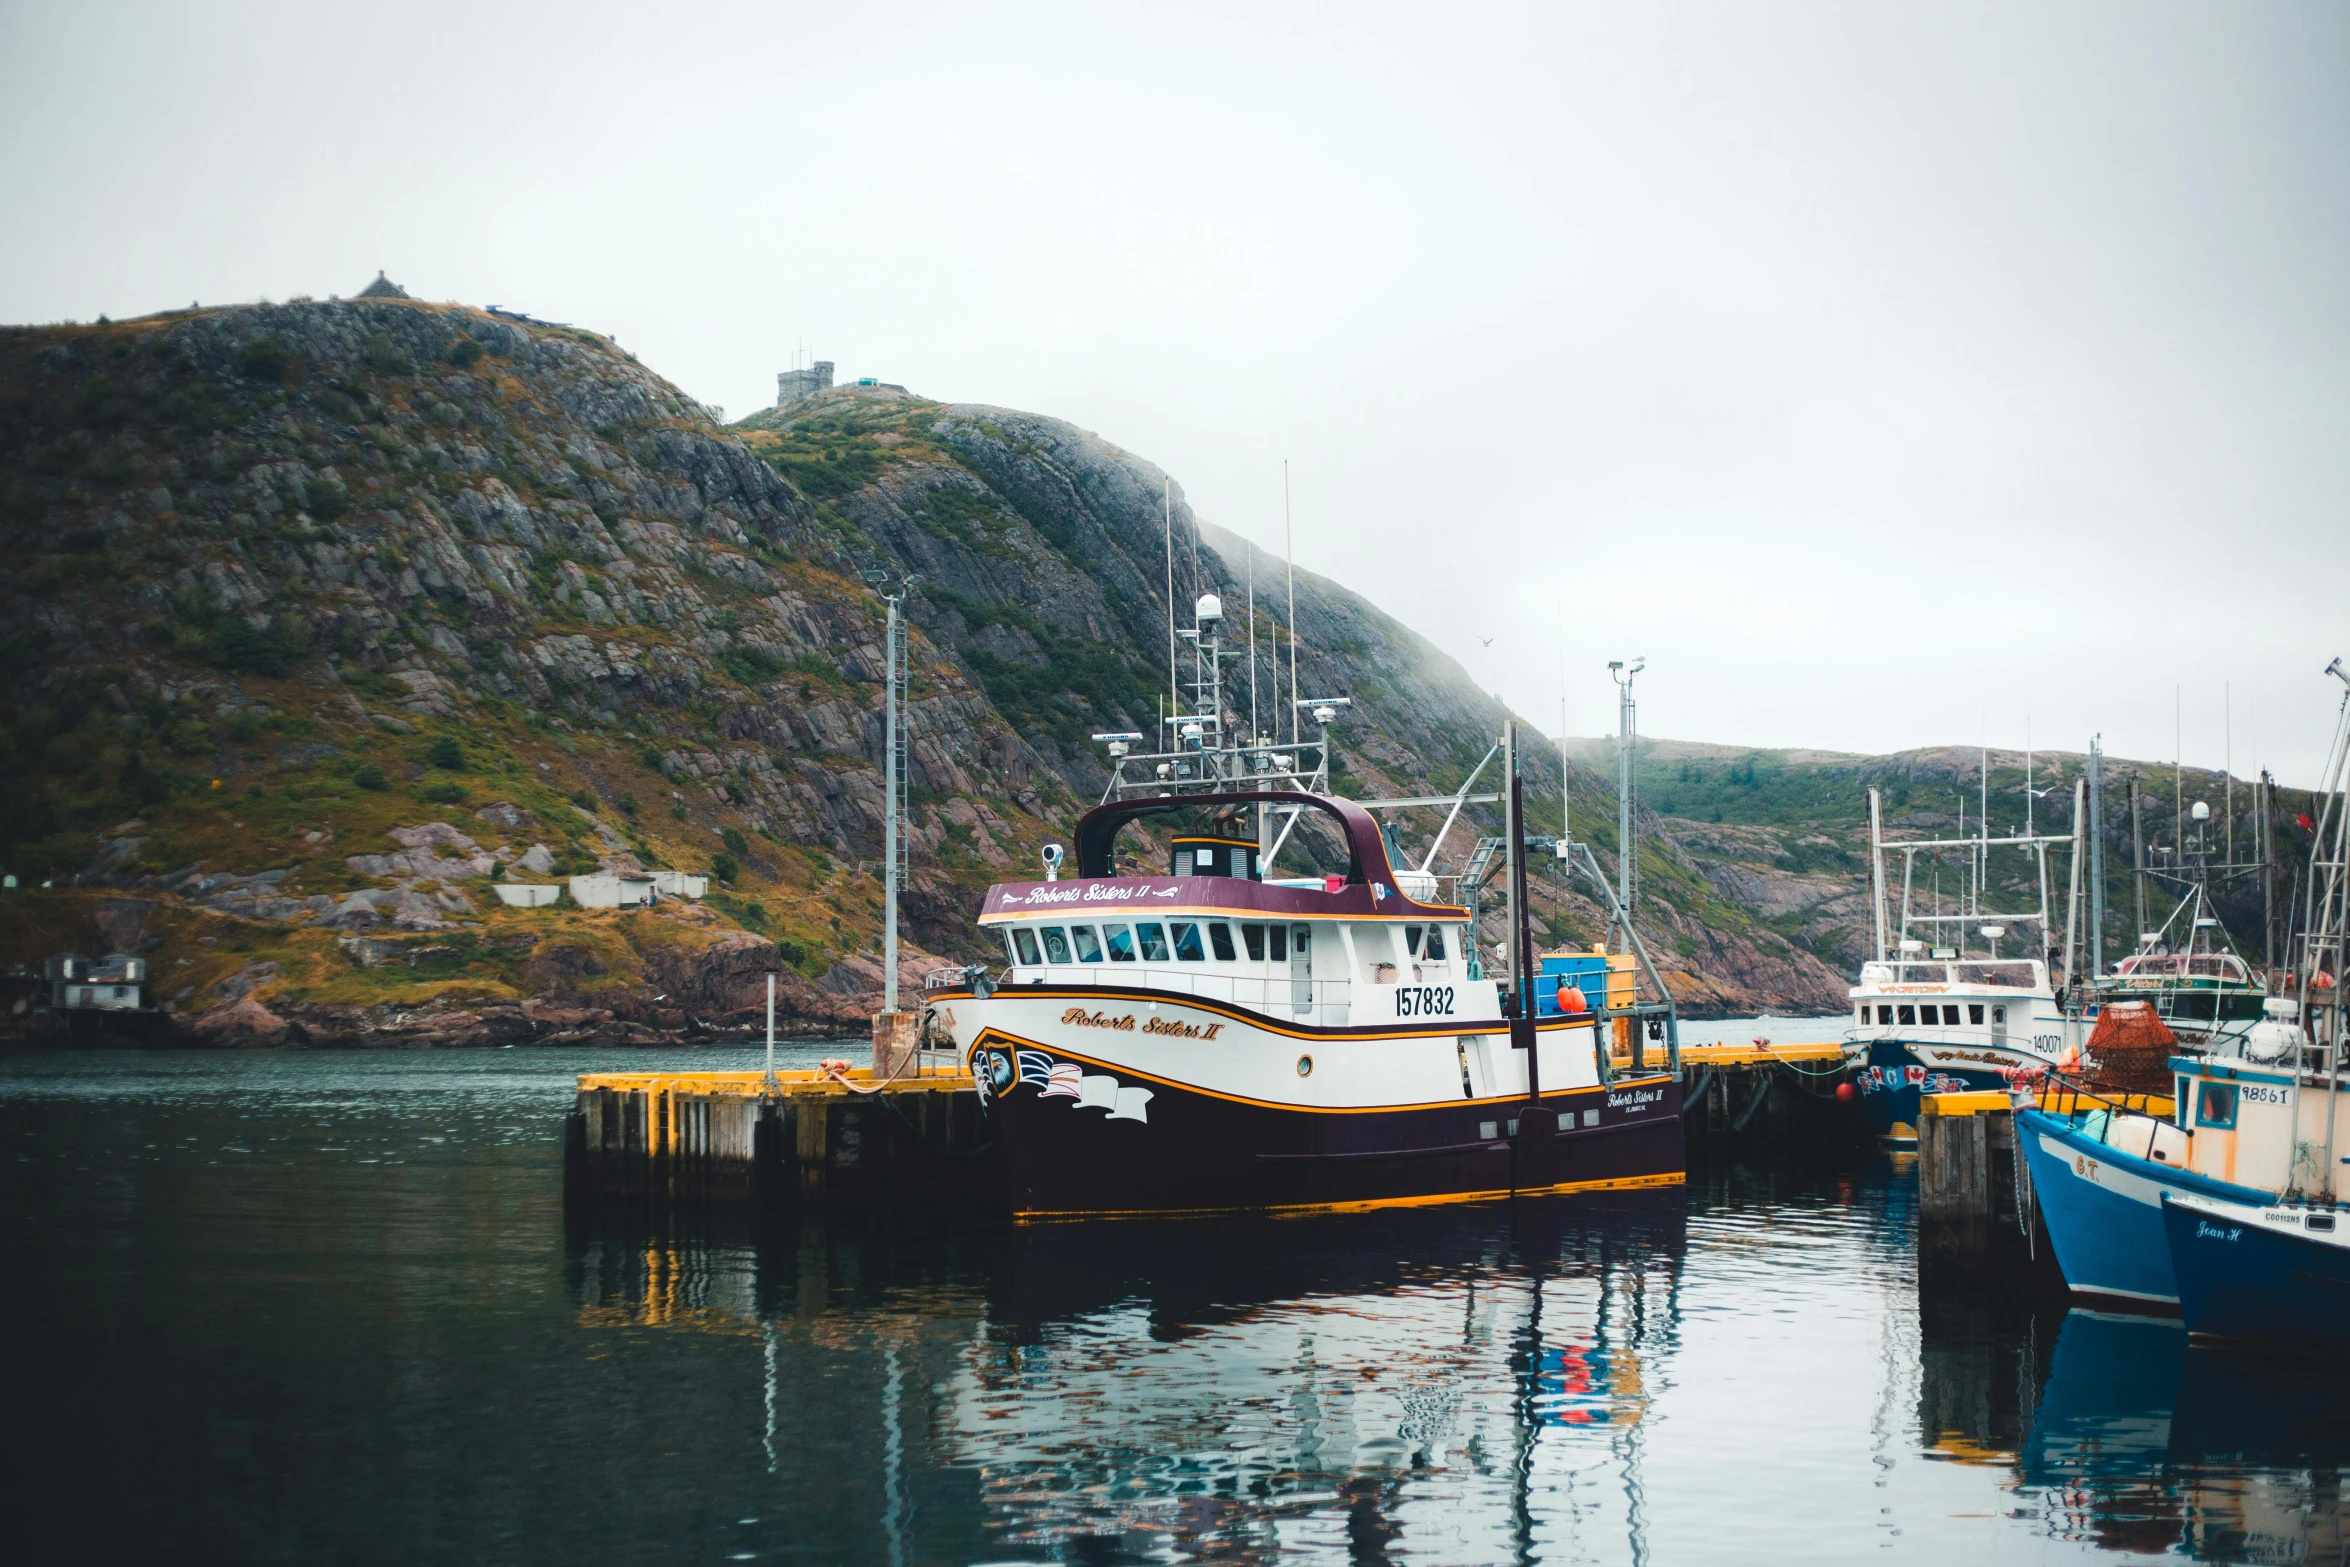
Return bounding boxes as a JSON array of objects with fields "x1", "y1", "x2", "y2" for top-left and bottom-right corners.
[{"x1": 1396, "y1": 987, "x2": 1455, "y2": 1018}]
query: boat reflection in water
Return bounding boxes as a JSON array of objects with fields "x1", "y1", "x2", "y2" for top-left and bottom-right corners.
[
  {"x1": 561, "y1": 1171, "x2": 2350, "y2": 1565},
  {"x1": 947, "y1": 1194, "x2": 1686, "y2": 1561},
  {"x1": 1919, "y1": 1299, "x2": 2350, "y2": 1562},
  {"x1": 567, "y1": 1192, "x2": 1688, "y2": 1562}
]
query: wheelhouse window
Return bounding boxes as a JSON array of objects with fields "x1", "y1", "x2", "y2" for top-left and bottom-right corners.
[
  {"x1": 2196, "y1": 1083, "x2": 2237, "y2": 1129},
  {"x1": 1241, "y1": 923, "x2": 1266, "y2": 961},
  {"x1": 1070, "y1": 925, "x2": 1104, "y2": 963},
  {"x1": 1405, "y1": 924, "x2": 1424, "y2": 957},
  {"x1": 1943, "y1": 1005, "x2": 1961, "y2": 1026},
  {"x1": 1193, "y1": 845, "x2": 1217, "y2": 872},
  {"x1": 1011, "y1": 927, "x2": 1042, "y2": 966},
  {"x1": 1209, "y1": 923, "x2": 1237, "y2": 961},
  {"x1": 1897, "y1": 1005, "x2": 1916, "y2": 1026},
  {"x1": 1041, "y1": 927, "x2": 1072, "y2": 964},
  {"x1": 1969, "y1": 1004, "x2": 1984, "y2": 1025},
  {"x1": 1171, "y1": 922, "x2": 1206, "y2": 962},
  {"x1": 1424, "y1": 926, "x2": 1448, "y2": 961},
  {"x1": 1268, "y1": 925, "x2": 1289, "y2": 962},
  {"x1": 1856, "y1": 1005, "x2": 1868, "y2": 1027},
  {"x1": 1104, "y1": 923, "x2": 1136, "y2": 961},
  {"x1": 1878, "y1": 1005, "x2": 1893, "y2": 1025},
  {"x1": 1136, "y1": 922, "x2": 1171, "y2": 962}
]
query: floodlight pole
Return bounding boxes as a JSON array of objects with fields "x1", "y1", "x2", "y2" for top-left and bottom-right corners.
[
  {"x1": 867, "y1": 570, "x2": 920, "y2": 1015},
  {"x1": 1608, "y1": 658, "x2": 1645, "y2": 939}
]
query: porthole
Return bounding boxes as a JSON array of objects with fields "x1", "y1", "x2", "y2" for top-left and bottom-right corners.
[{"x1": 1296, "y1": 1054, "x2": 1314, "y2": 1078}]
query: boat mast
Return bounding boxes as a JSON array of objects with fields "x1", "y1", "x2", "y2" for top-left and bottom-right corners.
[
  {"x1": 1505, "y1": 719, "x2": 1539, "y2": 1102},
  {"x1": 1868, "y1": 786, "x2": 1888, "y2": 962},
  {"x1": 2088, "y1": 735, "x2": 2106, "y2": 977},
  {"x1": 2131, "y1": 777, "x2": 2148, "y2": 946},
  {"x1": 2063, "y1": 778, "x2": 2085, "y2": 1005}
]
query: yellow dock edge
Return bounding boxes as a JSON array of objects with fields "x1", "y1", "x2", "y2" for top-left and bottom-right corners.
[{"x1": 575, "y1": 1068, "x2": 977, "y2": 1099}]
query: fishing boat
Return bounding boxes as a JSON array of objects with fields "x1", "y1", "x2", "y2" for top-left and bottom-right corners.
[
  {"x1": 2025, "y1": 659, "x2": 2350, "y2": 1313},
  {"x1": 1842, "y1": 778, "x2": 2087, "y2": 1145},
  {"x1": 923, "y1": 590, "x2": 1687, "y2": 1219},
  {"x1": 2014, "y1": 1023, "x2": 2289, "y2": 1309},
  {"x1": 2156, "y1": 659, "x2": 2350, "y2": 1337},
  {"x1": 2163, "y1": 1190, "x2": 2350, "y2": 1343},
  {"x1": 2098, "y1": 923, "x2": 2266, "y2": 1053}
]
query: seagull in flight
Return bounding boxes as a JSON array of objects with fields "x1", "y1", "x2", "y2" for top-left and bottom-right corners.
[{"x1": 1481, "y1": 637, "x2": 1495, "y2": 648}]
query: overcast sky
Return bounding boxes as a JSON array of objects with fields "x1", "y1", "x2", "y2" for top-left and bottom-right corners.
[{"x1": 6, "y1": 1, "x2": 2346, "y2": 781}]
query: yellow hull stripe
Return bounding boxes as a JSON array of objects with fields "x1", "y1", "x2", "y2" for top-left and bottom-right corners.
[
  {"x1": 1012, "y1": 1171, "x2": 1687, "y2": 1223},
  {"x1": 968, "y1": 1026, "x2": 1677, "y2": 1116}
]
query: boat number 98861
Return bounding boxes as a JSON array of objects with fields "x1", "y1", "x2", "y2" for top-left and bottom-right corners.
[{"x1": 1396, "y1": 987, "x2": 1455, "y2": 1018}]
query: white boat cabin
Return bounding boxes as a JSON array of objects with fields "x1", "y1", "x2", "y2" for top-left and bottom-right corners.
[{"x1": 987, "y1": 907, "x2": 1491, "y2": 1030}]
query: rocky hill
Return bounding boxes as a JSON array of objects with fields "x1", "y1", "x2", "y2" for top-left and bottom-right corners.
[{"x1": 2, "y1": 291, "x2": 1852, "y2": 1045}]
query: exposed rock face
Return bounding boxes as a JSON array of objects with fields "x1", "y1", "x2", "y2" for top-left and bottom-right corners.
[{"x1": 1, "y1": 298, "x2": 1866, "y2": 1040}]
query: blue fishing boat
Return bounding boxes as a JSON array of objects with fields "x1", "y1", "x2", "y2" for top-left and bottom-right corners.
[
  {"x1": 2027, "y1": 659, "x2": 2350, "y2": 1319},
  {"x1": 2163, "y1": 1191, "x2": 2350, "y2": 1343},
  {"x1": 2017, "y1": 1074, "x2": 2280, "y2": 1310}
]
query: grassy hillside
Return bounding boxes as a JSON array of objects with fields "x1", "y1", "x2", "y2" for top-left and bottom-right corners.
[{"x1": 1565, "y1": 735, "x2": 2327, "y2": 976}]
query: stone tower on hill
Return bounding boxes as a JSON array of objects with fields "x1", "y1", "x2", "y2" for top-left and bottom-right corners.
[
  {"x1": 777, "y1": 359, "x2": 833, "y2": 406},
  {"x1": 356, "y1": 271, "x2": 410, "y2": 299}
]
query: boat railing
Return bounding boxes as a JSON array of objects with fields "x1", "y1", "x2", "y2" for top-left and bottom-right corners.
[
  {"x1": 1859, "y1": 959, "x2": 2046, "y2": 990},
  {"x1": 1005, "y1": 965, "x2": 1358, "y2": 1014},
  {"x1": 2027, "y1": 1069, "x2": 2179, "y2": 1148}
]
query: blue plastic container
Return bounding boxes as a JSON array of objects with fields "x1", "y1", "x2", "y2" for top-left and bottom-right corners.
[{"x1": 1535, "y1": 954, "x2": 1607, "y2": 1017}]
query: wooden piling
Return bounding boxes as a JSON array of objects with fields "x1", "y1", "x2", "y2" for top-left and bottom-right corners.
[
  {"x1": 563, "y1": 1067, "x2": 995, "y2": 1211},
  {"x1": 1917, "y1": 1091, "x2": 2060, "y2": 1291}
]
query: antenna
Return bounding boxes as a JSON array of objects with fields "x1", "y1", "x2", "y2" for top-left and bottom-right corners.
[
  {"x1": 1284, "y1": 461, "x2": 1298, "y2": 750},
  {"x1": 1164, "y1": 478, "x2": 1177, "y2": 752},
  {"x1": 1246, "y1": 543, "x2": 1258, "y2": 747}
]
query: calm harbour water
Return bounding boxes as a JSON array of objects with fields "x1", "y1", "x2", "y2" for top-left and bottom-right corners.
[{"x1": 4, "y1": 1044, "x2": 2346, "y2": 1566}]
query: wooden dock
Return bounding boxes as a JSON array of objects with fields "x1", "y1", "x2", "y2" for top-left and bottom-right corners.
[
  {"x1": 565, "y1": 1066, "x2": 994, "y2": 1208},
  {"x1": 1914, "y1": 1091, "x2": 2068, "y2": 1294},
  {"x1": 566, "y1": 1037, "x2": 1868, "y2": 1210},
  {"x1": 1638, "y1": 1039, "x2": 1863, "y2": 1145}
]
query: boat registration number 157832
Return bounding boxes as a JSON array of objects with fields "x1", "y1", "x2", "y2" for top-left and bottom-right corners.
[{"x1": 1396, "y1": 987, "x2": 1455, "y2": 1018}]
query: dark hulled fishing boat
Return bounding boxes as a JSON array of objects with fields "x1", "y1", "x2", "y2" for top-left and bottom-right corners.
[{"x1": 924, "y1": 591, "x2": 1685, "y2": 1219}]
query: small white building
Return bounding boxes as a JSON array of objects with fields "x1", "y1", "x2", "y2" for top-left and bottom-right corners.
[
  {"x1": 568, "y1": 873, "x2": 659, "y2": 909},
  {"x1": 492, "y1": 883, "x2": 563, "y2": 908},
  {"x1": 48, "y1": 953, "x2": 145, "y2": 1011},
  {"x1": 648, "y1": 871, "x2": 708, "y2": 899}
]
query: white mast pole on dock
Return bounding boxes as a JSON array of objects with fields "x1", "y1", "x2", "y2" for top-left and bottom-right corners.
[
  {"x1": 765, "y1": 971, "x2": 776, "y2": 1085},
  {"x1": 865, "y1": 569, "x2": 918, "y2": 1021},
  {"x1": 1608, "y1": 658, "x2": 1643, "y2": 938}
]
